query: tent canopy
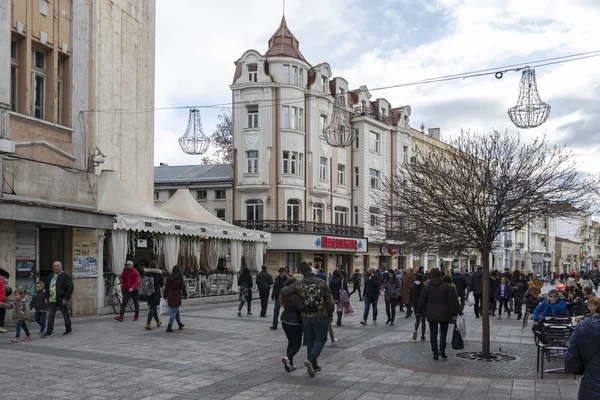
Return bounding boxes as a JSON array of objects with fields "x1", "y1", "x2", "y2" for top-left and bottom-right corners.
[{"x1": 97, "y1": 170, "x2": 269, "y2": 242}]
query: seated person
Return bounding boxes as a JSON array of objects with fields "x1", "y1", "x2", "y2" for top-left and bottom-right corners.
[
  {"x1": 533, "y1": 289, "x2": 567, "y2": 325},
  {"x1": 583, "y1": 287, "x2": 597, "y2": 301},
  {"x1": 568, "y1": 288, "x2": 585, "y2": 305},
  {"x1": 524, "y1": 286, "x2": 541, "y2": 309}
]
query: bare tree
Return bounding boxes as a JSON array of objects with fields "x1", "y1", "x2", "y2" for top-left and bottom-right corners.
[
  {"x1": 211, "y1": 109, "x2": 232, "y2": 164},
  {"x1": 373, "y1": 130, "x2": 598, "y2": 358}
]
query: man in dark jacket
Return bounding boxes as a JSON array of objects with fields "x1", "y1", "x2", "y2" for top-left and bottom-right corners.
[
  {"x1": 256, "y1": 265, "x2": 274, "y2": 317},
  {"x1": 42, "y1": 261, "x2": 74, "y2": 337},
  {"x1": 451, "y1": 270, "x2": 468, "y2": 310},
  {"x1": 565, "y1": 311, "x2": 600, "y2": 399},
  {"x1": 361, "y1": 268, "x2": 381, "y2": 325},
  {"x1": 469, "y1": 266, "x2": 484, "y2": 318},
  {"x1": 270, "y1": 268, "x2": 287, "y2": 330}
]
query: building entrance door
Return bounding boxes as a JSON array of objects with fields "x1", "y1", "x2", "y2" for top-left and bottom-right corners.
[
  {"x1": 39, "y1": 228, "x2": 65, "y2": 282},
  {"x1": 314, "y1": 253, "x2": 325, "y2": 271}
]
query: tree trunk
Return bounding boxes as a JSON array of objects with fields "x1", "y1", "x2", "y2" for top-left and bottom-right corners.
[{"x1": 481, "y1": 250, "x2": 490, "y2": 358}]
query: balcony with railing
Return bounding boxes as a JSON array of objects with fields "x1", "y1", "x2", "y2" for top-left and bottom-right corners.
[
  {"x1": 233, "y1": 220, "x2": 365, "y2": 238},
  {"x1": 353, "y1": 106, "x2": 389, "y2": 125}
]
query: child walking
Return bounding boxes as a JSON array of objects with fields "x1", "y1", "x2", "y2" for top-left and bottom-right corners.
[
  {"x1": 6, "y1": 289, "x2": 31, "y2": 342},
  {"x1": 30, "y1": 281, "x2": 47, "y2": 334}
]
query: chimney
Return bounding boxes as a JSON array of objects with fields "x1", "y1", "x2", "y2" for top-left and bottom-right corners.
[{"x1": 427, "y1": 128, "x2": 440, "y2": 140}]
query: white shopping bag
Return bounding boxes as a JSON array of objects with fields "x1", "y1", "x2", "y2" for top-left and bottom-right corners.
[
  {"x1": 458, "y1": 315, "x2": 467, "y2": 338},
  {"x1": 159, "y1": 298, "x2": 170, "y2": 316}
]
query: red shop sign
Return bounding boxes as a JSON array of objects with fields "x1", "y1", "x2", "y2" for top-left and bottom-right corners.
[{"x1": 317, "y1": 236, "x2": 361, "y2": 251}]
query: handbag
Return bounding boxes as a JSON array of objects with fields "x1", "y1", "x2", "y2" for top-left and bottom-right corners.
[
  {"x1": 159, "y1": 298, "x2": 170, "y2": 316},
  {"x1": 458, "y1": 315, "x2": 466, "y2": 338},
  {"x1": 344, "y1": 302, "x2": 354, "y2": 314},
  {"x1": 451, "y1": 323, "x2": 464, "y2": 350}
]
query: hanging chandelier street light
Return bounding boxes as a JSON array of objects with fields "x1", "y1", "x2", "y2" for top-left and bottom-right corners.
[
  {"x1": 323, "y1": 93, "x2": 356, "y2": 148},
  {"x1": 508, "y1": 68, "x2": 551, "y2": 129},
  {"x1": 179, "y1": 108, "x2": 211, "y2": 155}
]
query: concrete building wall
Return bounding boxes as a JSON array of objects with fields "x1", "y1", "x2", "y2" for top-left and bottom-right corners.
[{"x1": 92, "y1": 0, "x2": 156, "y2": 203}]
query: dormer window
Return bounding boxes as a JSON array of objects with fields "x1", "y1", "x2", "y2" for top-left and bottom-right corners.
[
  {"x1": 321, "y1": 76, "x2": 328, "y2": 92},
  {"x1": 248, "y1": 63, "x2": 257, "y2": 82}
]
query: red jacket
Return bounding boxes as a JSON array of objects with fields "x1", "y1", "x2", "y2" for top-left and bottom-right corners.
[
  {"x1": 121, "y1": 268, "x2": 140, "y2": 291},
  {"x1": 0, "y1": 277, "x2": 5, "y2": 303}
]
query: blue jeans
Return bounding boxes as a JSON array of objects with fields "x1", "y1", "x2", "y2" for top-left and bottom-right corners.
[
  {"x1": 363, "y1": 296, "x2": 379, "y2": 321},
  {"x1": 16, "y1": 320, "x2": 30, "y2": 338},
  {"x1": 302, "y1": 316, "x2": 328, "y2": 365},
  {"x1": 272, "y1": 298, "x2": 281, "y2": 328},
  {"x1": 35, "y1": 311, "x2": 47, "y2": 333},
  {"x1": 168, "y1": 307, "x2": 183, "y2": 326}
]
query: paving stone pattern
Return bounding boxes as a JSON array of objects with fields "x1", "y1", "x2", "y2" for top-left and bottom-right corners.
[{"x1": 0, "y1": 284, "x2": 581, "y2": 399}]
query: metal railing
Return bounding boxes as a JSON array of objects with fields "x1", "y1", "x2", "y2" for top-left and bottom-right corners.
[
  {"x1": 353, "y1": 106, "x2": 389, "y2": 124},
  {"x1": 233, "y1": 220, "x2": 364, "y2": 238}
]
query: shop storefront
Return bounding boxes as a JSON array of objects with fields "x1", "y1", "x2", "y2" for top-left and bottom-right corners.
[{"x1": 266, "y1": 233, "x2": 368, "y2": 275}]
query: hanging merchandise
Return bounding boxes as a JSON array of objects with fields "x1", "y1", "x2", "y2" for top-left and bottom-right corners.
[
  {"x1": 179, "y1": 108, "x2": 211, "y2": 155},
  {"x1": 323, "y1": 94, "x2": 356, "y2": 148},
  {"x1": 508, "y1": 68, "x2": 550, "y2": 129}
]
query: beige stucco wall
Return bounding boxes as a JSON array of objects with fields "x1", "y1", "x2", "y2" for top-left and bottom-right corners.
[{"x1": 92, "y1": 0, "x2": 156, "y2": 203}]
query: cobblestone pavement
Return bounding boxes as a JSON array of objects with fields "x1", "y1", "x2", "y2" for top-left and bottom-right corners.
[{"x1": 0, "y1": 284, "x2": 581, "y2": 399}]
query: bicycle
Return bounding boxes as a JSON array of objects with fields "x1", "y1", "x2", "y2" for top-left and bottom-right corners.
[{"x1": 103, "y1": 272, "x2": 135, "y2": 315}]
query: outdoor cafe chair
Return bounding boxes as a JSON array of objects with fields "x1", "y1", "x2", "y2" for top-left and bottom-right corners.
[
  {"x1": 522, "y1": 303, "x2": 537, "y2": 329},
  {"x1": 534, "y1": 324, "x2": 573, "y2": 379},
  {"x1": 569, "y1": 304, "x2": 588, "y2": 317}
]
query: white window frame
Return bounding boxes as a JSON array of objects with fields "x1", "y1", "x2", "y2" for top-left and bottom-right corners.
[
  {"x1": 282, "y1": 106, "x2": 303, "y2": 131},
  {"x1": 153, "y1": 191, "x2": 159, "y2": 200},
  {"x1": 370, "y1": 131, "x2": 380, "y2": 153},
  {"x1": 321, "y1": 76, "x2": 328, "y2": 92},
  {"x1": 334, "y1": 206, "x2": 348, "y2": 226},
  {"x1": 57, "y1": 58, "x2": 63, "y2": 125},
  {"x1": 370, "y1": 169, "x2": 380, "y2": 189},
  {"x1": 319, "y1": 157, "x2": 328, "y2": 180},
  {"x1": 354, "y1": 206, "x2": 359, "y2": 226},
  {"x1": 290, "y1": 106, "x2": 297, "y2": 130},
  {"x1": 320, "y1": 115, "x2": 327, "y2": 135},
  {"x1": 10, "y1": 40, "x2": 18, "y2": 112},
  {"x1": 354, "y1": 167, "x2": 359, "y2": 187},
  {"x1": 247, "y1": 105, "x2": 258, "y2": 128},
  {"x1": 312, "y1": 203, "x2": 324, "y2": 223},
  {"x1": 370, "y1": 207, "x2": 380, "y2": 227},
  {"x1": 403, "y1": 145, "x2": 408, "y2": 163},
  {"x1": 214, "y1": 209, "x2": 226, "y2": 221},
  {"x1": 32, "y1": 49, "x2": 46, "y2": 119},
  {"x1": 298, "y1": 68, "x2": 304, "y2": 87},
  {"x1": 354, "y1": 130, "x2": 359, "y2": 149},
  {"x1": 292, "y1": 65, "x2": 299, "y2": 85},
  {"x1": 283, "y1": 64, "x2": 290, "y2": 84},
  {"x1": 196, "y1": 190, "x2": 207, "y2": 200},
  {"x1": 215, "y1": 190, "x2": 226, "y2": 200},
  {"x1": 282, "y1": 151, "x2": 303, "y2": 176},
  {"x1": 286, "y1": 199, "x2": 301, "y2": 221},
  {"x1": 337, "y1": 164, "x2": 345, "y2": 186},
  {"x1": 248, "y1": 63, "x2": 258, "y2": 82},
  {"x1": 246, "y1": 199, "x2": 264, "y2": 221},
  {"x1": 246, "y1": 150, "x2": 259, "y2": 173}
]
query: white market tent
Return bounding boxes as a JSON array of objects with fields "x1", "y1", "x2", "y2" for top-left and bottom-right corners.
[{"x1": 97, "y1": 170, "x2": 269, "y2": 280}]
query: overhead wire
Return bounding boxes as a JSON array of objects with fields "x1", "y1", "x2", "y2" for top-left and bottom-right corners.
[{"x1": 84, "y1": 50, "x2": 600, "y2": 114}]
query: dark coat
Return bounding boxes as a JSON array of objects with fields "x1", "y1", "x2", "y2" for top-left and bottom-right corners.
[
  {"x1": 272, "y1": 275, "x2": 287, "y2": 300},
  {"x1": 280, "y1": 292, "x2": 318, "y2": 325},
  {"x1": 351, "y1": 272, "x2": 361, "y2": 287},
  {"x1": 495, "y1": 283, "x2": 514, "y2": 299},
  {"x1": 565, "y1": 313, "x2": 600, "y2": 400},
  {"x1": 163, "y1": 274, "x2": 187, "y2": 308},
  {"x1": 489, "y1": 276, "x2": 500, "y2": 300},
  {"x1": 238, "y1": 273, "x2": 253, "y2": 301},
  {"x1": 143, "y1": 269, "x2": 164, "y2": 307},
  {"x1": 363, "y1": 274, "x2": 381, "y2": 300},
  {"x1": 30, "y1": 290, "x2": 47, "y2": 311},
  {"x1": 329, "y1": 277, "x2": 346, "y2": 302},
  {"x1": 513, "y1": 280, "x2": 529, "y2": 300},
  {"x1": 470, "y1": 270, "x2": 483, "y2": 295},
  {"x1": 451, "y1": 274, "x2": 468, "y2": 297},
  {"x1": 409, "y1": 282, "x2": 424, "y2": 310},
  {"x1": 255, "y1": 270, "x2": 273, "y2": 290},
  {"x1": 416, "y1": 279, "x2": 460, "y2": 323},
  {"x1": 45, "y1": 272, "x2": 74, "y2": 303}
]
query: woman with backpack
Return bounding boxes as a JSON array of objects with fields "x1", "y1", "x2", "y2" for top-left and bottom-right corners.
[
  {"x1": 142, "y1": 262, "x2": 164, "y2": 330},
  {"x1": 237, "y1": 267, "x2": 253, "y2": 317},
  {"x1": 163, "y1": 265, "x2": 187, "y2": 332}
]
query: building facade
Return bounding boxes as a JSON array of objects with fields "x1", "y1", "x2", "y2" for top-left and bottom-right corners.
[
  {"x1": 0, "y1": 0, "x2": 155, "y2": 316},
  {"x1": 556, "y1": 214, "x2": 597, "y2": 272},
  {"x1": 154, "y1": 164, "x2": 233, "y2": 223},
  {"x1": 230, "y1": 17, "x2": 446, "y2": 275}
]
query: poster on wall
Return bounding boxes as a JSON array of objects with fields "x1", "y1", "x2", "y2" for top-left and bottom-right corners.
[
  {"x1": 72, "y1": 229, "x2": 99, "y2": 278},
  {"x1": 15, "y1": 227, "x2": 37, "y2": 297}
]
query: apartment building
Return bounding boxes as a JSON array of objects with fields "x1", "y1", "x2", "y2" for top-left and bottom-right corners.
[
  {"x1": 154, "y1": 164, "x2": 233, "y2": 224},
  {"x1": 0, "y1": 0, "x2": 155, "y2": 315},
  {"x1": 230, "y1": 16, "x2": 447, "y2": 275}
]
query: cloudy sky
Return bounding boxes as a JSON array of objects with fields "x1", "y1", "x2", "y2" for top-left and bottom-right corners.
[{"x1": 154, "y1": 0, "x2": 600, "y2": 174}]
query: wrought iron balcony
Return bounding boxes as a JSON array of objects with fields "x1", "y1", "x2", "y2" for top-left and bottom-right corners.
[
  {"x1": 233, "y1": 220, "x2": 364, "y2": 238},
  {"x1": 353, "y1": 106, "x2": 389, "y2": 125}
]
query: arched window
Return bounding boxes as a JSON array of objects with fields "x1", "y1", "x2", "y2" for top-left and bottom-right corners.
[
  {"x1": 245, "y1": 199, "x2": 264, "y2": 221},
  {"x1": 312, "y1": 202, "x2": 324, "y2": 223},
  {"x1": 286, "y1": 199, "x2": 301, "y2": 222},
  {"x1": 334, "y1": 206, "x2": 348, "y2": 226}
]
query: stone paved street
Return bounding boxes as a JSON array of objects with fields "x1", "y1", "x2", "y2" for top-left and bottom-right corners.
[{"x1": 0, "y1": 284, "x2": 581, "y2": 400}]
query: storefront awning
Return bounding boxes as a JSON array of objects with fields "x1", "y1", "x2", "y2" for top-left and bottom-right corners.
[{"x1": 98, "y1": 170, "x2": 269, "y2": 242}]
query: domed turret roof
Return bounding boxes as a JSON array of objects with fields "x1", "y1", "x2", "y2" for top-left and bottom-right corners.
[{"x1": 265, "y1": 16, "x2": 308, "y2": 63}]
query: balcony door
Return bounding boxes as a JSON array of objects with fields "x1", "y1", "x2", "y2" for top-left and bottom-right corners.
[
  {"x1": 287, "y1": 199, "x2": 300, "y2": 231},
  {"x1": 245, "y1": 199, "x2": 264, "y2": 229}
]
